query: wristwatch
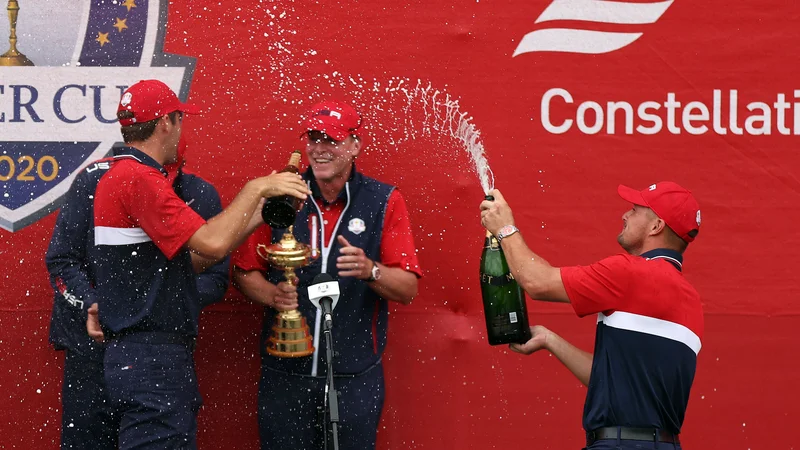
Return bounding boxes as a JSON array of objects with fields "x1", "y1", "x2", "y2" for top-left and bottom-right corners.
[
  {"x1": 496, "y1": 225, "x2": 520, "y2": 243},
  {"x1": 367, "y1": 261, "x2": 382, "y2": 282}
]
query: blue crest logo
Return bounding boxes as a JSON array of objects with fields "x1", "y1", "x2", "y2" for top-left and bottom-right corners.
[{"x1": 0, "y1": 0, "x2": 195, "y2": 231}]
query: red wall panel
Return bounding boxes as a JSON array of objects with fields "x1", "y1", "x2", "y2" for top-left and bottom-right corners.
[{"x1": 2, "y1": 0, "x2": 799, "y2": 448}]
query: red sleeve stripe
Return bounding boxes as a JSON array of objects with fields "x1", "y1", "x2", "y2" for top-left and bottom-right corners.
[
  {"x1": 599, "y1": 312, "x2": 702, "y2": 355},
  {"x1": 94, "y1": 226, "x2": 152, "y2": 245}
]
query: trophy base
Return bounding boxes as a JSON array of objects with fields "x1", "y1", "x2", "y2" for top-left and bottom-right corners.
[
  {"x1": 0, "y1": 51, "x2": 34, "y2": 67},
  {"x1": 265, "y1": 310, "x2": 315, "y2": 358}
]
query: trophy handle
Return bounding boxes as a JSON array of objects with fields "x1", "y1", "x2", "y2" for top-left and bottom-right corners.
[{"x1": 256, "y1": 243, "x2": 270, "y2": 262}]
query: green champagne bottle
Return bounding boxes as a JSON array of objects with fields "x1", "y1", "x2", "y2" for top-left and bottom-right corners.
[{"x1": 480, "y1": 197, "x2": 532, "y2": 345}]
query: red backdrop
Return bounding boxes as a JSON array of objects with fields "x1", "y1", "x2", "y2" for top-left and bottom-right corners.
[{"x1": 2, "y1": 0, "x2": 799, "y2": 448}]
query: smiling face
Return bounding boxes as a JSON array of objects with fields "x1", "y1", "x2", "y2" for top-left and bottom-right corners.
[
  {"x1": 617, "y1": 204, "x2": 660, "y2": 255},
  {"x1": 305, "y1": 130, "x2": 361, "y2": 184}
]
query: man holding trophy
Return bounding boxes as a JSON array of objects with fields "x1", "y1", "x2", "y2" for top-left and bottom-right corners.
[{"x1": 232, "y1": 99, "x2": 422, "y2": 450}]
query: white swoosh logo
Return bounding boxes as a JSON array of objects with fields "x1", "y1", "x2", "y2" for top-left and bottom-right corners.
[
  {"x1": 536, "y1": 0, "x2": 673, "y2": 25},
  {"x1": 514, "y1": 0, "x2": 674, "y2": 56}
]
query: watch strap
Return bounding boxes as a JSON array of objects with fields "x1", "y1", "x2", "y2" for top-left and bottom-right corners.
[
  {"x1": 496, "y1": 225, "x2": 519, "y2": 243},
  {"x1": 367, "y1": 260, "x2": 379, "y2": 281}
]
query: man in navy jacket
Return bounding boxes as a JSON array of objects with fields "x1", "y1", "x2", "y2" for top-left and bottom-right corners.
[
  {"x1": 233, "y1": 100, "x2": 422, "y2": 450},
  {"x1": 45, "y1": 139, "x2": 229, "y2": 450}
]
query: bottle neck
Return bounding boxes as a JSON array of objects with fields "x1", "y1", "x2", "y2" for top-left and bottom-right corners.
[
  {"x1": 287, "y1": 150, "x2": 302, "y2": 168},
  {"x1": 484, "y1": 230, "x2": 499, "y2": 249}
]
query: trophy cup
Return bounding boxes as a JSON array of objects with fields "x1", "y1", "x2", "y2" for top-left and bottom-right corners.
[
  {"x1": 0, "y1": 1, "x2": 34, "y2": 66},
  {"x1": 257, "y1": 226, "x2": 318, "y2": 358}
]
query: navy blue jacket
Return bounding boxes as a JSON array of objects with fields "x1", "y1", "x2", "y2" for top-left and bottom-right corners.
[
  {"x1": 262, "y1": 166, "x2": 393, "y2": 377},
  {"x1": 46, "y1": 153, "x2": 228, "y2": 360}
]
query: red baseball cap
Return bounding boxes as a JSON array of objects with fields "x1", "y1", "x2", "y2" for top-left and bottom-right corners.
[
  {"x1": 618, "y1": 181, "x2": 701, "y2": 242},
  {"x1": 117, "y1": 79, "x2": 200, "y2": 126},
  {"x1": 302, "y1": 100, "x2": 364, "y2": 141}
]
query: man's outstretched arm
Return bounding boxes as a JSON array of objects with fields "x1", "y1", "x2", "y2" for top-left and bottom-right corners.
[{"x1": 510, "y1": 325, "x2": 593, "y2": 387}]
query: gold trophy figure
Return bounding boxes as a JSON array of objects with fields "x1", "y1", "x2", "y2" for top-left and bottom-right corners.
[
  {"x1": 257, "y1": 227, "x2": 318, "y2": 357},
  {"x1": 0, "y1": 0, "x2": 34, "y2": 66}
]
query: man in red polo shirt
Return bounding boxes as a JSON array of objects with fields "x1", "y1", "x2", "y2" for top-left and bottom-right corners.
[
  {"x1": 480, "y1": 182, "x2": 703, "y2": 450},
  {"x1": 89, "y1": 79, "x2": 310, "y2": 450},
  {"x1": 232, "y1": 99, "x2": 422, "y2": 450}
]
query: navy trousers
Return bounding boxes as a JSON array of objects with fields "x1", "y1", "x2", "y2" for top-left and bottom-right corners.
[
  {"x1": 586, "y1": 439, "x2": 682, "y2": 449},
  {"x1": 60, "y1": 349, "x2": 117, "y2": 450},
  {"x1": 258, "y1": 362, "x2": 385, "y2": 450},
  {"x1": 104, "y1": 341, "x2": 202, "y2": 450}
]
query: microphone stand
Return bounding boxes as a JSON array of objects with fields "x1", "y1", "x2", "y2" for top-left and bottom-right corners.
[{"x1": 321, "y1": 302, "x2": 340, "y2": 450}]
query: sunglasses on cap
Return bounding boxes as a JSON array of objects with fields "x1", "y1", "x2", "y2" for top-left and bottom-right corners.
[{"x1": 306, "y1": 130, "x2": 344, "y2": 145}]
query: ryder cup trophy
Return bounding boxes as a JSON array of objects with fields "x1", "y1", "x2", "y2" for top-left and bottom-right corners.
[
  {"x1": 257, "y1": 227, "x2": 318, "y2": 357},
  {"x1": 1, "y1": 1, "x2": 34, "y2": 66}
]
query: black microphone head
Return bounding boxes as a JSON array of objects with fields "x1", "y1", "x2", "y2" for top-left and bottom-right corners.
[{"x1": 312, "y1": 273, "x2": 335, "y2": 284}]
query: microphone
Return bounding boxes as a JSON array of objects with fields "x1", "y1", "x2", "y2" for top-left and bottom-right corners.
[{"x1": 308, "y1": 273, "x2": 341, "y2": 330}]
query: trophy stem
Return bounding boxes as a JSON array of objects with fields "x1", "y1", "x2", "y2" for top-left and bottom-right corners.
[
  {"x1": 283, "y1": 267, "x2": 298, "y2": 286},
  {"x1": 0, "y1": 0, "x2": 34, "y2": 66}
]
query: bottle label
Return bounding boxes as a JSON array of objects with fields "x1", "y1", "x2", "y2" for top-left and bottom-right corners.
[
  {"x1": 490, "y1": 314, "x2": 518, "y2": 336},
  {"x1": 480, "y1": 272, "x2": 517, "y2": 287},
  {"x1": 509, "y1": 312, "x2": 518, "y2": 323}
]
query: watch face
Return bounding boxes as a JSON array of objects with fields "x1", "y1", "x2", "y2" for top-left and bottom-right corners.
[
  {"x1": 499, "y1": 225, "x2": 513, "y2": 236},
  {"x1": 372, "y1": 265, "x2": 382, "y2": 280}
]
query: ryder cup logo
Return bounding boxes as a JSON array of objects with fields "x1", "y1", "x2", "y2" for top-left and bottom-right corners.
[
  {"x1": 348, "y1": 218, "x2": 366, "y2": 235},
  {"x1": 0, "y1": 0, "x2": 195, "y2": 231},
  {"x1": 513, "y1": 0, "x2": 674, "y2": 56}
]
